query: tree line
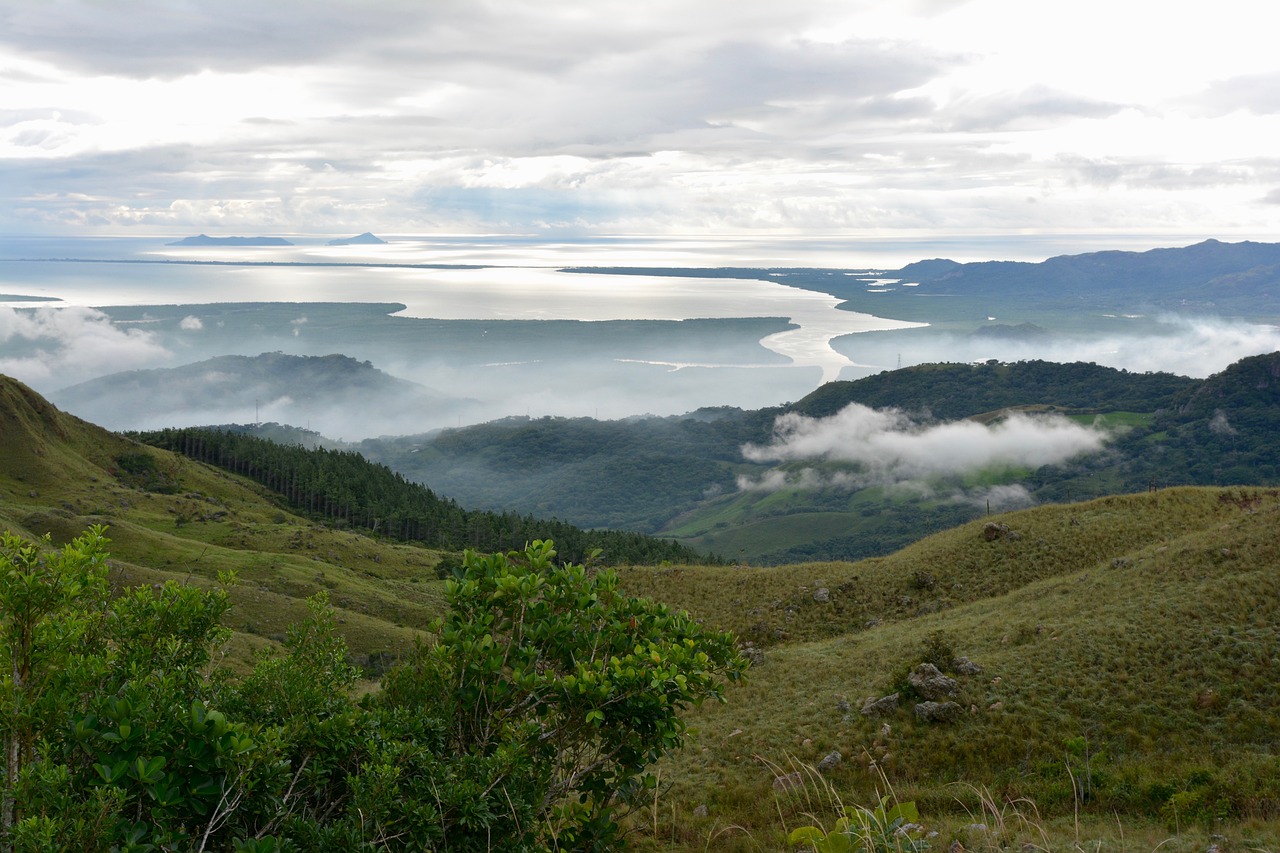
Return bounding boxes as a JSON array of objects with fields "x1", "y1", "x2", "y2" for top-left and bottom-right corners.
[{"x1": 132, "y1": 427, "x2": 721, "y2": 566}]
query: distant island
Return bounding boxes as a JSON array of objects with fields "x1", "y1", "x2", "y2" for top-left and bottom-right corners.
[
  {"x1": 167, "y1": 235, "x2": 294, "y2": 246},
  {"x1": 327, "y1": 232, "x2": 387, "y2": 246}
]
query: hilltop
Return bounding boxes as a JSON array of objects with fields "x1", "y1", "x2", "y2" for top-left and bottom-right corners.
[{"x1": 327, "y1": 232, "x2": 387, "y2": 245}]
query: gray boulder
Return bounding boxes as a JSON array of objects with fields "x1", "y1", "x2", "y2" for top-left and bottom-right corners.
[
  {"x1": 909, "y1": 663, "x2": 959, "y2": 700},
  {"x1": 860, "y1": 693, "x2": 900, "y2": 717},
  {"x1": 914, "y1": 701, "x2": 963, "y2": 723}
]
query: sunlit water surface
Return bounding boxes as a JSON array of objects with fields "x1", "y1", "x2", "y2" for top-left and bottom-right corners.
[{"x1": 1, "y1": 237, "x2": 933, "y2": 381}]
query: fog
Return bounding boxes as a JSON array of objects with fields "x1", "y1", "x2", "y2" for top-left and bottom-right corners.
[
  {"x1": 0, "y1": 305, "x2": 170, "y2": 387},
  {"x1": 837, "y1": 315, "x2": 1280, "y2": 380},
  {"x1": 738, "y1": 403, "x2": 1108, "y2": 493}
]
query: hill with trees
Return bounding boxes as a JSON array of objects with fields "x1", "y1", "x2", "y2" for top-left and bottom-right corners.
[
  {"x1": 356, "y1": 355, "x2": 1280, "y2": 563},
  {"x1": 4, "y1": 372, "x2": 1279, "y2": 850}
]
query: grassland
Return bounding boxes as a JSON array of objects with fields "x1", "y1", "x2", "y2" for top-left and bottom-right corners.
[{"x1": 3, "y1": 374, "x2": 1278, "y2": 850}]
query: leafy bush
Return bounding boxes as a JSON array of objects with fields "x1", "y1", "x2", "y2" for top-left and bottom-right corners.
[{"x1": 0, "y1": 528, "x2": 744, "y2": 851}]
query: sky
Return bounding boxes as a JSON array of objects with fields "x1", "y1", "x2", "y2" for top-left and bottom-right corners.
[{"x1": 2, "y1": 0, "x2": 1280, "y2": 245}]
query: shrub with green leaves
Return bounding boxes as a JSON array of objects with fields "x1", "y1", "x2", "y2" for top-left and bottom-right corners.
[{"x1": 0, "y1": 529, "x2": 745, "y2": 851}]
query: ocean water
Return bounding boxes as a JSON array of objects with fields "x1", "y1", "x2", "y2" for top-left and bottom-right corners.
[{"x1": 0, "y1": 236, "x2": 928, "y2": 382}]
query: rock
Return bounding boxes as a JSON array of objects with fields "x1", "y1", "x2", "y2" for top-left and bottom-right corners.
[
  {"x1": 982, "y1": 522, "x2": 1010, "y2": 541},
  {"x1": 740, "y1": 645, "x2": 765, "y2": 667},
  {"x1": 914, "y1": 701, "x2": 963, "y2": 723},
  {"x1": 692, "y1": 804, "x2": 708, "y2": 818},
  {"x1": 952, "y1": 656, "x2": 983, "y2": 675},
  {"x1": 908, "y1": 663, "x2": 959, "y2": 700},
  {"x1": 772, "y1": 771, "x2": 805, "y2": 792},
  {"x1": 860, "y1": 693, "x2": 900, "y2": 717},
  {"x1": 834, "y1": 695, "x2": 851, "y2": 713},
  {"x1": 812, "y1": 587, "x2": 830, "y2": 603},
  {"x1": 817, "y1": 751, "x2": 843, "y2": 773}
]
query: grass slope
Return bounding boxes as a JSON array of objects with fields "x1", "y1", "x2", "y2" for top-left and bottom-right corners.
[
  {"x1": 1, "y1": 375, "x2": 447, "y2": 668},
  {"x1": 6, "y1": 374, "x2": 1280, "y2": 850},
  {"x1": 615, "y1": 487, "x2": 1280, "y2": 850}
]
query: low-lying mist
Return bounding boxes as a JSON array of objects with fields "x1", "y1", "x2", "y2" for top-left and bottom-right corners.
[
  {"x1": 836, "y1": 315, "x2": 1280, "y2": 380},
  {"x1": 738, "y1": 402, "x2": 1109, "y2": 500}
]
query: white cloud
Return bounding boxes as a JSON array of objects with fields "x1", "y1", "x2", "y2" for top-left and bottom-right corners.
[
  {"x1": 0, "y1": 306, "x2": 170, "y2": 390},
  {"x1": 838, "y1": 316, "x2": 1280, "y2": 380},
  {"x1": 1, "y1": 0, "x2": 1279, "y2": 238},
  {"x1": 179, "y1": 315, "x2": 203, "y2": 330},
  {"x1": 739, "y1": 403, "x2": 1107, "y2": 491}
]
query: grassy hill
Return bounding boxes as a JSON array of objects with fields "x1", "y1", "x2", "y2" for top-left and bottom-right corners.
[
  {"x1": 1, "y1": 374, "x2": 445, "y2": 669},
  {"x1": 616, "y1": 486, "x2": 1280, "y2": 850},
  {"x1": 4, "y1": 375, "x2": 1280, "y2": 850}
]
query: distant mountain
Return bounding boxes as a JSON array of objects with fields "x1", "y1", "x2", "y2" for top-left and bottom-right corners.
[
  {"x1": 166, "y1": 234, "x2": 294, "y2": 246},
  {"x1": 51, "y1": 352, "x2": 480, "y2": 438},
  {"x1": 327, "y1": 232, "x2": 387, "y2": 246},
  {"x1": 892, "y1": 238, "x2": 1280, "y2": 313}
]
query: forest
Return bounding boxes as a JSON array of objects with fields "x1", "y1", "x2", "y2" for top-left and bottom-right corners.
[{"x1": 133, "y1": 427, "x2": 719, "y2": 567}]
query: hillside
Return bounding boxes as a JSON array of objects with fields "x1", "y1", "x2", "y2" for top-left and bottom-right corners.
[
  {"x1": 1, "y1": 374, "x2": 452, "y2": 666},
  {"x1": 616, "y1": 486, "x2": 1280, "y2": 849},
  {"x1": 52, "y1": 352, "x2": 481, "y2": 438},
  {"x1": 895, "y1": 238, "x2": 1280, "y2": 313},
  {"x1": 4, "y1": 374, "x2": 1280, "y2": 849},
  {"x1": 358, "y1": 356, "x2": 1271, "y2": 563},
  {"x1": 2, "y1": 374, "x2": 712, "y2": 662}
]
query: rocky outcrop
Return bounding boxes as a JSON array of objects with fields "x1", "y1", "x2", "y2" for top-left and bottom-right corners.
[
  {"x1": 914, "y1": 701, "x2": 963, "y2": 723},
  {"x1": 861, "y1": 693, "x2": 900, "y2": 717},
  {"x1": 908, "y1": 663, "x2": 959, "y2": 700}
]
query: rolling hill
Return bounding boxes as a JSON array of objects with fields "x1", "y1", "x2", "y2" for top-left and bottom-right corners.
[
  {"x1": 358, "y1": 354, "x2": 1280, "y2": 564},
  {"x1": 3, "y1": 373, "x2": 1280, "y2": 849}
]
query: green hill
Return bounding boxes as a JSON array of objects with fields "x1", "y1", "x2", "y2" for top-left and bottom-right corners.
[
  {"x1": 1, "y1": 373, "x2": 449, "y2": 667},
  {"x1": 358, "y1": 356, "x2": 1271, "y2": 564},
  {"x1": 4, "y1": 374, "x2": 1280, "y2": 849},
  {"x1": 616, "y1": 486, "x2": 1280, "y2": 850}
]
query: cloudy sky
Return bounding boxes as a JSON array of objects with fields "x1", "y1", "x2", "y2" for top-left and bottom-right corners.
[{"x1": 3, "y1": 0, "x2": 1280, "y2": 243}]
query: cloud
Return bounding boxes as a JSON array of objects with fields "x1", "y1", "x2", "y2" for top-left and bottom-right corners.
[
  {"x1": 2, "y1": 0, "x2": 1280, "y2": 239},
  {"x1": 836, "y1": 316, "x2": 1280, "y2": 380},
  {"x1": 0, "y1": 306, "x2": 170, "y2": 390},
  {"x1": 179, "y1": 315, "x2": 203, "y2": 330},
  {"x1": 738, "y1": 403, "x2": 1107, "y2": 491}
]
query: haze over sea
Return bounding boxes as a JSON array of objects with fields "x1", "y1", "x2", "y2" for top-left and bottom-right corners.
[{"x1": 5, "y1": 232, "x2": 1280, "y2": 437}]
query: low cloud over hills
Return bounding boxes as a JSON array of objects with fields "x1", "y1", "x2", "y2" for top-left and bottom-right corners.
[{"x1": 51, "y1": 352, "x2": 481, "y2": 440}]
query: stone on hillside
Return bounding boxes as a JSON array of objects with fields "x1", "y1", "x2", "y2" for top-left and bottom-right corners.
[
  {"x1": 914, "y1": 701, "x2": 963, "y2": 723},
  {"x1": 812, "y1": 587, "x2": 830, "y2": 603},
  {"x1": 773, "y1": 771, "x2": 805, "y2": 792},
  {"x1": 817, "y1": 751, "x2": 843, "y2": 773},
  {"x1": 909, "y1": 663, "x2": 959, "y2": 700},
  {"x1": 860, "y1": 693, "x2": 899, "y2": 717},
  {"x1": 740, "y1": 644, "x2": 765, "y2": 667},
  {"x1": 982, "y1": 521, "x2": 1010, "y2": 541},
  {"x1": 692, "y1": 804, "x2": 708, "y2": 818},
  {"x1": 952, "y1": 656, "x2": 983, "y2": 675}
]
